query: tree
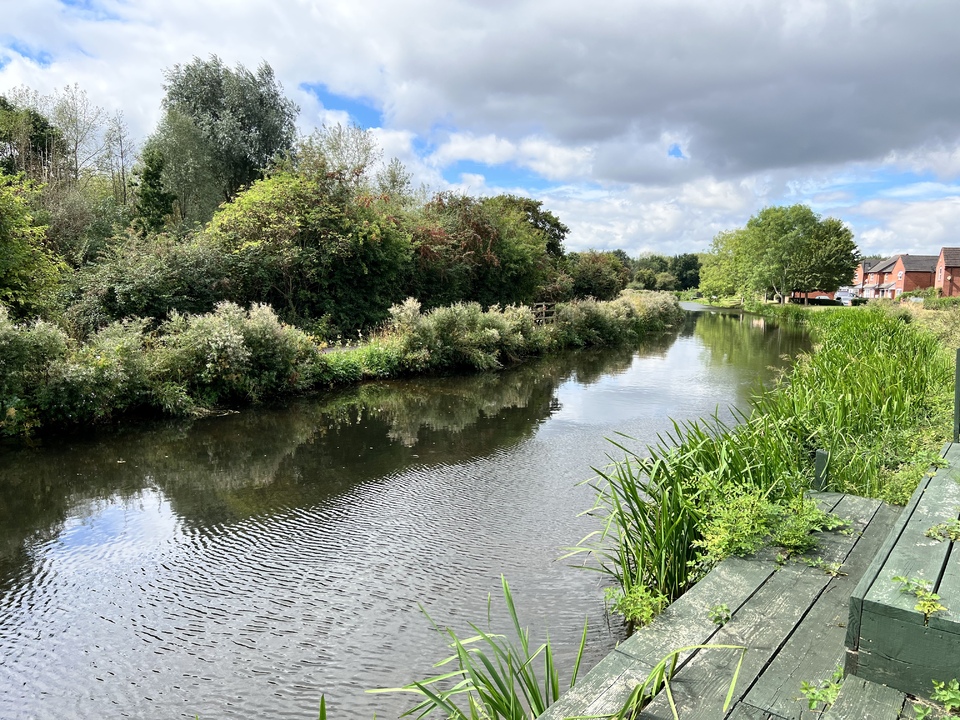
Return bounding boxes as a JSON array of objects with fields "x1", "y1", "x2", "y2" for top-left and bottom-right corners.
[
  {"x1": 746, "y1": 205, "x2": 859, "y2": 301},
  {"x1": 567, "y1": 250, "x2": 631, "y2": 300},
  {"x1": 0, "y1": 172, "x2": 64, "y2": 317},
  {"x1": 133, "y1": 146, "x2": 176, "y2": 233},
  {"x1": 143, "y1": 110, "x2": 221, "y2": 226},
  {"x1": 488, "y1": 195, "x2": 569, "y2": 258},
  {"x1": 49, "y1": 83, "x2": 107, "y2": 184},
  {"x1": 205, "y1": 172, "x2": 412, "y2": 332},
  {"x1": 0, "y1": 94, "x2": 67, "y2": 181},
  {"x1": 160, "y1": 55, "x2": 299, "y2": 203},
  {"x1": 699, "y1": 205, "x2": 859, "y2": 302},
  {"x1": 668, "y1": 253, "x2": 701, "y2": 290}
]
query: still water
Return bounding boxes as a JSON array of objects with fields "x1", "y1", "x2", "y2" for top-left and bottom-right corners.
[{"x1": 0, "y1": 308, "x2": 807, "y2": 719}]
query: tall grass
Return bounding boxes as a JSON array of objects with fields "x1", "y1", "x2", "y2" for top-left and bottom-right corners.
[
  {"x1": 575, "y1": 305, "x2": 954, "y2": 622},
  {"x1": 373, "y1": 577, "x2": 587, "y2": 719}
]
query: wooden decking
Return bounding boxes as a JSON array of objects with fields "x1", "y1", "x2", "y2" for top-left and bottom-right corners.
[{"x1": 541, "y1": 492, "x2": 909, "y2": 719}]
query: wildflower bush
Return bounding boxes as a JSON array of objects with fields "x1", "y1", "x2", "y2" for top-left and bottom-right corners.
[{"x1": 0, "y1": 291, "x2": 683, "y2": 436}]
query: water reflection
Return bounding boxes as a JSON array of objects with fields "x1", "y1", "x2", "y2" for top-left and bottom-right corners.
[{"x1": 0, "y1": 310, "x2": 807, "y2": 719}]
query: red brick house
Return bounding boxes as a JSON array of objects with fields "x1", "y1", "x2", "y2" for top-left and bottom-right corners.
[
  {"x1": 935, "y1": 248, "x2": 960, "y2": 297},
  {"x1": 891, "y1": 255, "x2": 937, "y2": 297},
  {"x1": 860, "y1": 255, "x2": 937, "y2": 298}
]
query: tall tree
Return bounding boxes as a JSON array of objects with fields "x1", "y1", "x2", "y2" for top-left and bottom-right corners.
[
  {"x1": 160, "y1": 55, "x2": 299, "y2": 203},
  {"x1": 132, "y1": 146, "x2": 176, "y2": 233}
]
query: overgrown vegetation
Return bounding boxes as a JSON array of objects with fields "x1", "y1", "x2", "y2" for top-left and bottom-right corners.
[
  {"x1": 0, "y1": 290, "x2": 683, "y2": 436},
  {"x1": 573, "y1": 306, "x2": 952, "y2": 622}
]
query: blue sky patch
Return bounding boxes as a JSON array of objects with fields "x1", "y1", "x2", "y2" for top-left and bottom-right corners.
[
  {"x1": 6, "y1": 39, "x2": 53, "y2": 67},
  {"x1": 58, "y1": 0, "x2": 122, "y2": 21},
  {"x1": 440, "y1": 159, "x2": 556, "y2": 192},
  {"x1": 300, "y1": 83, "x2": 382, "y2": 128},
  {"x1": 667, "y1": 143, "x2": 685, "y2": 159}
]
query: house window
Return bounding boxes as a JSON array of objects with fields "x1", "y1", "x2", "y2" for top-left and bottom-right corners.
[
  {"x1": 939, "y1": 267, "x2": 944, "y2": 279},
  {"x1": 898, "y1": 271, "x2": 904, "y2": 279}
]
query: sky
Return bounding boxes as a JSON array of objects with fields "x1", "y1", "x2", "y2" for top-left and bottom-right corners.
[{"x1": 2, "y1": 0, "x2": 960, "y2": 257}]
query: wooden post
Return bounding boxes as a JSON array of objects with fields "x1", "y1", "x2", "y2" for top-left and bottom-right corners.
[
  {"x1": 814, "y1": 449, "x2": 829, "y2": 491},
  {"x1": 954, "y1": 349, "x2": 960, "y2": 444}
]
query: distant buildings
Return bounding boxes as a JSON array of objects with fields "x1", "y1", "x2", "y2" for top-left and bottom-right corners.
[{"x1": 792, "y1": 247, "x2": 960, "y2": 302}]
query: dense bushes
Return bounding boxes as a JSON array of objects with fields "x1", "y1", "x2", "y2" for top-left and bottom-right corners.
[{"x1": 0, "y1": 292, "x2": 683, "y2": 436}]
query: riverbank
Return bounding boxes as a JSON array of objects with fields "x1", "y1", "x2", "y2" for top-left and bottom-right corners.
[
  {"x1": 0, "y1": 290, "x2": 683, "y2": 437},
  {"x1": 573, "y1": 304, "x2": 952, "y2": 629}
]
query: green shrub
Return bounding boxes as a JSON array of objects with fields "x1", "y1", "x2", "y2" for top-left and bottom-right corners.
[
  {"x1": 0, "y1": 306, "x2": 70, "y2": 434},
  {"x1": 34, "y1": 318, "x2": 152, "y2": 425},
  {"x1": 154, "y1": 302, "x2": 320, "y2": 406}
]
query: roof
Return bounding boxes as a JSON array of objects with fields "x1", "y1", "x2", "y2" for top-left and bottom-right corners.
[
  {"x1": 941, "y1": 248, "x2": 960, "y2": 268},
  {"x1": 898, "y1": 254, "x2": 938, "y2": 272},
  {"x1": 870, "y1": 257, "x2": 898, "y2": 274}
]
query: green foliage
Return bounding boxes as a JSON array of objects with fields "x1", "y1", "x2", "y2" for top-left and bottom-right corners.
[
  {"x1": 604, "y1": 585, "x2": 669, "y2": 629},
  {"x1": 701, "y1": 205, "x2": 859, "y2": 301},
  {"x1": 932, "y1": 678, "x2": 960, "y2": 713},
  {"x1": 893, "y1": 576, "x2": 948, "y2": 623},
  {"x1": 34, "y1": 318, "x2": 153, "y2": 425},
  {"x1": 154, "y1": 302, "x2": 319, "y2": 406},
  {"x1": 913, "y1": 702, "x2": 933, "y2": 719},
  {"x1": 770, "y1": 496, "x2": 848, "y2": 555},
  {"x1": 408, "y1": 193, "x2": 555, "y2": 310},
  {"x1": 0, "y1": 171, "x2": 65, "y2": 317},
  {"x1": 573, "y1": 305, "x2": 952, "y2": 614},
  {"x1": 133, "y1": 145, "x2": 176, "y2": 232},
  {"x1": 926, "y1": 519, "x2": 960, "y2": 542},
  {"x1": 800, "y1": 664, "x2": 844, "y2": 711},
  {"x1": 708, "y1": 604, "x2": 731, "y2": 626},
  {"x1": 206, "y1": 171, "x2": 412, "y2": 334},
  {"x1": 65, "y1": 230, "x2": 227, "y2": 336},
  {"x1": 567, "y1": 250, "x2": 631, "y2": 300},
  {"x1": 0, "y1": 306, "x2": 70, "y2": 434},
  {"x1": 161, "y1": 55, "x2": 299, "y2": 202}
]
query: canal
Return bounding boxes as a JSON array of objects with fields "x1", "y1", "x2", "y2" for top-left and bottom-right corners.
[{"x1": 0, "y1": 307, "x2": 807, "y2": 719}]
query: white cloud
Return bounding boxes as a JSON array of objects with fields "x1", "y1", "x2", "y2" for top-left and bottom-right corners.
[{"x1": 3, "y1": 0, "x2": 960, "y2": 256}]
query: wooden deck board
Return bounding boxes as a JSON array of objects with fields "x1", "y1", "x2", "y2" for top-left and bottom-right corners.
[
  {"x1": 541, "y1": 491, "x2": 904, "y2": 720},
  {"x1": 822, "y1": 676, "x2": 906, "y2": 719},
  {"x1": 741, "y1": 497, "x2": 894, "y2": 719}
]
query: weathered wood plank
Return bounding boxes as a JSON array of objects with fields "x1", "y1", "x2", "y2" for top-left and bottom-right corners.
[
  {"x1": 856, "y1": 612, "x2": 960, "y2": 699},
  {"x1": 636, "y1": 563, "x2": 834, "y2": 720},
  {"x1": 743, "y1": 498, "x2": 896, "y2": 719},
  {"x1": 846, "y1": 476, "x2": 930, "y2": 651},
  {"x1": 861, "y1": 473, "x2": 960, "y2": 623},
  {"x1": 726, "y1": 701, "x2": 783, "y2": 719},
  {"x1": 822, "y1": 676, "x2": 906, "y2": 720},
  {"x1": 930, "y1": 527, "x2": 960, "y2": 634},
  {"x1": 540, "y1": 552, "x2": 780, "y2": 719}
]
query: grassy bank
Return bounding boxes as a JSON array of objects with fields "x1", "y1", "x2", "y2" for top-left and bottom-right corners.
[
  {"x1": 0, "y1": 289, "x2": 682, "y2": 437},
  {"x1": 575, "y1": 305, "x2": 953, "y2": 627}
]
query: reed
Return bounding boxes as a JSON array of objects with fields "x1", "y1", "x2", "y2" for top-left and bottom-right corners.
[
  {"x1": 373, "y1": 577, "x2": 587, "y2": 719},
  {"x1": 574, "y1": 305, "x2": 953, "y2": 624}
]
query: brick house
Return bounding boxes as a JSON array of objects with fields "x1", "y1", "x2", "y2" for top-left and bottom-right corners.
[
  {"x1": 935, "y1": 248, "x2": 960, "y2": 297},
  {"x1": 860, "y1": 255, "x2": 937, "y2": 298}
]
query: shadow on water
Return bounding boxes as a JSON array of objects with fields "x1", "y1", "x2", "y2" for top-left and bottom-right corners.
[{"x1": 0, "y1": 310, "x2": 808, "y2": 720}]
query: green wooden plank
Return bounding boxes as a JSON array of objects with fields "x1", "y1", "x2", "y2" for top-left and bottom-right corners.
[
  {"x1": 541, "y1": 552, "x2": 780, "y2": 719},
  {"x1": 743, "y1": 498, "x2": 896, "y2": 719},
  {"x1": 856, "y1": 611, "x2": 960, "y2": 699},
  {"x1": 822, "y1": 676, "x2": 906, "y2": 720},
  {"x1": 861, "y1": 473, "x2": 960, "y2": 624},
  {"x1": 636, "y1": 563, "x2": 834, "y2": 720},
  {"x1": 929, "y1": 524, "x2": 960, "y2": 634},
  {"x1": 725, "y1": 701, "x2": 782, "y2": 719},
  {"x1": 847, "y1": 477, "x2": 928, "y2": 650}
]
